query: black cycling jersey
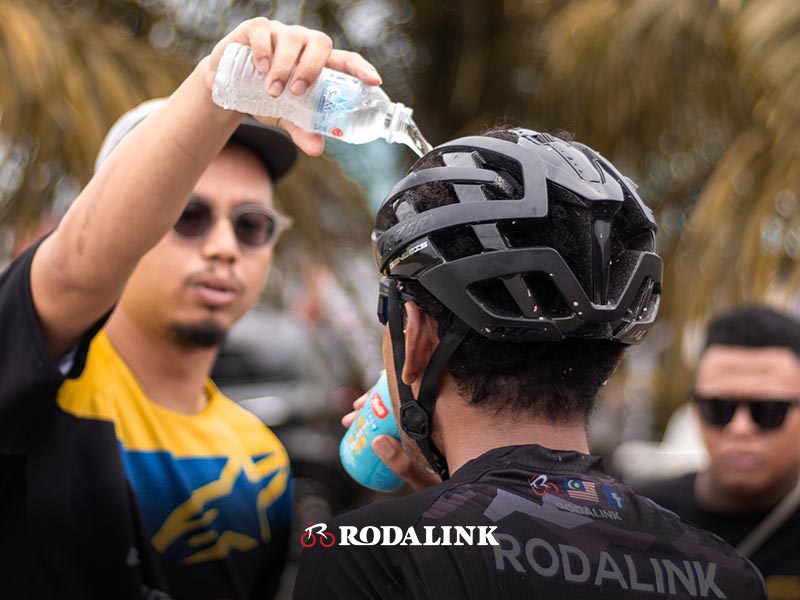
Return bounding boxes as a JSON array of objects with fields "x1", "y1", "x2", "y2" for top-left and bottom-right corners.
[
  {"x1": 0, "y1": 243, "x2": 157, "y2": 599},
  {"x1": 0, "y1": 242, "x2": 291, "y2": 600},
  {"x1": 294, "y1": 444, "x2": 766, "y2": 599},
  {"x1": 637, "y1": 472, "x2": 800, "y2": 599}
]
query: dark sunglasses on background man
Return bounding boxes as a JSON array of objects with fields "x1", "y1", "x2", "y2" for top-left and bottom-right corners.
[
  {"x1": 693, "y1": 393, "x2": 800, "y2": 431},
  {"x1": 174, "y1": 196, "x2": 292, "y2": 250}
]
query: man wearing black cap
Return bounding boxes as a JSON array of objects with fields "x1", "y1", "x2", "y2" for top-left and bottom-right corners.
[{"x1": 0, "y1": 18, "x2": 380, "y2": 600}]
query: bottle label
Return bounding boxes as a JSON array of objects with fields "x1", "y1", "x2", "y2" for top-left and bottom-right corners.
[
  {"x1": 338, "y1": 372, "x2": 404, "y2": 492},
  {"x1": 312, "y1": 71, "x2": 363, "y2": 137}
]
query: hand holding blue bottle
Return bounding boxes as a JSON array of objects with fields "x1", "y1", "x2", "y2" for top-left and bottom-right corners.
[{"x1": 339, "y1": 372, "x2": 405, "y2": 492}]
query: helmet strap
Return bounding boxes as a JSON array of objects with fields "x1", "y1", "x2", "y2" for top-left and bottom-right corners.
[{"x1": 386, "y1": 281, "x2": 470, "y2": 480}]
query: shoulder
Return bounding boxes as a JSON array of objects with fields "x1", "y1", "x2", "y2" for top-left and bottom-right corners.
[
  {"x1": 56, "y1": 331, "x2": 132, "y2": 421},
  {"x1": 633, "y1": 472, "x2": 696, "y2": 512},
  {"x1": 335, "y1": 480, "x2": 472, "y2": 529},
  {"x1": 207, "y1": 385, "x2": 289, "y2": 463},
  {"x1": 294, "y1": 491, "x2": 448, "y2": 600},
  {"x1": 296, "y1": 482, "x2": 452, "y2": 598},
  {"x1": 0, "y1": 243, "x2": 59, "y2": 379},
  {"x1": 626, "y1": 484, "x2": 767, "y2": 596}
]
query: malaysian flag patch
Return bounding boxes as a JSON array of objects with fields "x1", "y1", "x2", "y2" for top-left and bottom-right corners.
[{"x1": 563, "y1": 478, "x2": 599, "y2": 502}]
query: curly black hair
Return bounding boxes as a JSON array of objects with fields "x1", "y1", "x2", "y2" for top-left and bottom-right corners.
[{"x1": 396, "y1": 129, "x2": 628, "y2": 423}]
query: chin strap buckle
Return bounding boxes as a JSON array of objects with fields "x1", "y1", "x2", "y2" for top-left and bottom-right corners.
[{"x1": 400, "y1": 402, "x2": 431, "y2": 440}]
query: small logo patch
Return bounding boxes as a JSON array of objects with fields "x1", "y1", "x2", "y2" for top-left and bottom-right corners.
[
  {"x1": 564, "y1": 478, "x2": 599, "y2": 503},
  {"x1": 529, "y1": 474, "x2": 558, "y2": 497}
]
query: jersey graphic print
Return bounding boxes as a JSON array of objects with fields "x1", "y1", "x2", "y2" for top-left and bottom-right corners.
[
  {"x1": 480, "y1": 485, "x2": 740, "y2": 597},
  {"x1": 56, "y1": 331, "x2": 292, "y2": 565},
  {"x1": 122, "y1": 449, "x2": 289, "y2": 563}
]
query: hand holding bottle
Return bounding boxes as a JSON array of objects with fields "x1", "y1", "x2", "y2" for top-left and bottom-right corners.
[
  {"x1": 204, "y1": 18, "x2": 382, "y2": 156},
  {"x1": 341, "y1": 376, "x2": 441, "y2": 492}
]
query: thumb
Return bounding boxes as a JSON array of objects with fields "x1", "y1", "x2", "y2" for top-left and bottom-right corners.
[
  {"x1": 372, "y1": 435, "x2": 400, "y2": 462},
  {"x1": 372, "y1": 435, "x2": 441, "y2": 491}
]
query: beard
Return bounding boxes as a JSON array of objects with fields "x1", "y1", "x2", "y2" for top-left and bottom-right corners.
[{"x1": 168, "y1": 321, "x2": 228, "y2": 348}]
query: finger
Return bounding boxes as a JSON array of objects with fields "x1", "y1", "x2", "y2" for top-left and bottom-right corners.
[
  {"x1": 372, "y1": 435, "x2": 441, "y2": 491},
  {"x1": 352, "y1": 394, "x2": 367, "y2": 411},
  {"x1": 267, "y1": 24, "x2": 307, "y2": 97},
  {"x1": 254, "y1": 116, "x2": 324, "y2": 156},
  {"x1": 325, "y1": 50, "x2": 382, "y2": 85},
  {"x1": 288, "y1": 128, "x2": 325, "y2": 156},
  {"x1": 341, "y1": 410, "x2": 357, "y2": 429},
  {"x1": 288, "y1": 31, "x2": 333, "y2": 95},
  {"x1": 340, "y1": 393, "x2": 368, "y2": 427},
  {"x1": 244, "y1": 17, "x2": 274, "y2": 74}
]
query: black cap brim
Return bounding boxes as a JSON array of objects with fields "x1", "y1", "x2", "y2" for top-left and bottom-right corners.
[{"x1": 231, "y1": 118, "x2": 298, "y2": 182}]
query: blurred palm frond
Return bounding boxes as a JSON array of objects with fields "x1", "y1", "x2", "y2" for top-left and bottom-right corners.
[
  {"x1": 0, "y1": 0, "x2": 374, "y2": 264},
  {"x1": 0, "y1": 0, "x2": 186, "y2": 232},
  {"x1": 524, "y1": 0, "x2": 800, "y2": 431}
]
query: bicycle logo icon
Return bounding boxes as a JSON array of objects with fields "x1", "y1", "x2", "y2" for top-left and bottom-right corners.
[
  {"x1": 300, "y1": 522, "x2": 337, "y2": 548},
  {"x1": 529, "y1": 474, "x2": 558, "y2": 497}
]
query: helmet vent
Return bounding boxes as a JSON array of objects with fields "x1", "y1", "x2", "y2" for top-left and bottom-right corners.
[{"x1": 530, "y1": 133, "x2": 556, "y2": 144}]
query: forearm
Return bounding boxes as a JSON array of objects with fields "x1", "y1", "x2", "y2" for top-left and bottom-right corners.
[
  {"x1": 57, "y1": 62, "x2": 237, "y2": 276},
  {"x1": 28, "y1": 17, "x2": 381, "y2": 359},
  {"x1": 32, "y1": 60, "x2": 241, "y2": 357}
]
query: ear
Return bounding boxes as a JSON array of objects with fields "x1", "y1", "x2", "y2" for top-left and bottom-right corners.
[{"x1": 402, "y1": 302, "x2": 439, "y2": 387}]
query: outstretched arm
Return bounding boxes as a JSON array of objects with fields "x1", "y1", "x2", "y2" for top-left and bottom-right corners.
[{"x1": 29, "y1": 18, "x2": 381, "y2": 359}]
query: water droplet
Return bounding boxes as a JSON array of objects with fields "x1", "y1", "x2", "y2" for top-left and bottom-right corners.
[{"x1": 572, "y1": 301, "x2": 579, "y2": 306}]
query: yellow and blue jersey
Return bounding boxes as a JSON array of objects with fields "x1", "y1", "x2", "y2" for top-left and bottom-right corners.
[{"x1": 57, "y1": 330, "x2": 291, "y2": 592}]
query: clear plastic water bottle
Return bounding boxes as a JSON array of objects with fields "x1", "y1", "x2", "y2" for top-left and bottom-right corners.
[{"x1": 212, "y1": 43, "x2": 433, "y2": 157}]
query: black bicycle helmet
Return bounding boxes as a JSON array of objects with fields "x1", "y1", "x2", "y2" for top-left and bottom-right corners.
[{"x1": 371, "y1": 129, "x2": 662, "y2": 479}]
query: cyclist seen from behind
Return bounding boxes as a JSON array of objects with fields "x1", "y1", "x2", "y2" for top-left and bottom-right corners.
[{"x1": 294, "y1": 129, "x2": 767, "y2": 599}]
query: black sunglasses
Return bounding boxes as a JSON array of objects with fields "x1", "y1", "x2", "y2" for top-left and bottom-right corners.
[
  {"x1": 693, "y1": 394, "x2": 800, "y2": 431},
  {"x1": 376, "y1": 278, "x2": 424, "y2": 325},
  {"x1": 174, "y1": 197, "x2": 292, "y2": 250}
]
